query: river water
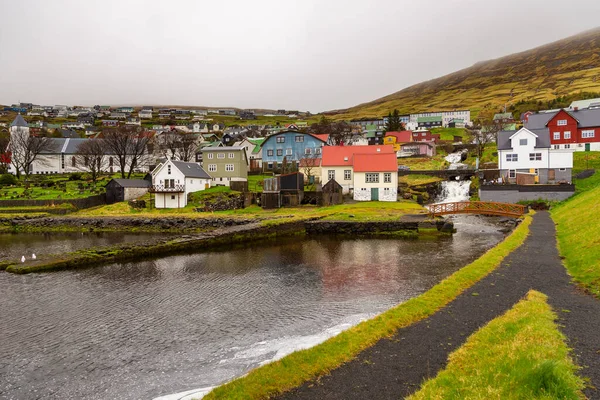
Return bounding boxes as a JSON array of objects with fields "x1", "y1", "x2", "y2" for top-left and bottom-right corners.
[{"x1": 0, "y1": 210, "x2": 505, "y2": 400}]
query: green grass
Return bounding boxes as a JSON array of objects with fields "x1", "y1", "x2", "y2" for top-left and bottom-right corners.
[
  {"x1": 399, "y1": 156, "x2": 449, "y2": 170},
  {"x1": 399, "y1": 174, "x2": 444, "y2": 187},
  {"x1": 430, "y1": 127, "x2": 467, "y2": 141},
  {"x1": 551, "y1": 171, "x2": 600, "y2": 298},
  {"x1": 247, "y1": 174, "x2": 274, "y2": 193},
  {"x1": 202, "y1": 213, "x2": 532, "y2": 400},
  {"x1": 408, "y1": 290, "x2": 584, "y2": 400},
  {"x1": 572, "y1": 151, "x2": 600, "y2": 174}
]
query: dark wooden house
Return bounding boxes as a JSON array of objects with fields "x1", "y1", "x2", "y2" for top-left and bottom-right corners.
[{"x1": 105, "y1": 178, "x2": 151, "y2": 204}]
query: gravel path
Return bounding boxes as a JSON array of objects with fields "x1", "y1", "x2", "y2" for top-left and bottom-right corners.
[{"x1": 280, "y1": 212, "x2": 600, "y2": 399}]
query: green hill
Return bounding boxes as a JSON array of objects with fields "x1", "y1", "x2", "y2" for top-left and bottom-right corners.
[{"x1": 328, "y1": 27, "x2": 600, "y2": 120}]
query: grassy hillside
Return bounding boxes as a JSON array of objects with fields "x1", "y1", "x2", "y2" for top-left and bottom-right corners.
[{"x1": 329, "y1": 27, "x2": 600, "y2": 120}]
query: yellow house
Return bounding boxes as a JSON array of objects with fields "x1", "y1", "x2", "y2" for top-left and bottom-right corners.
[{"x1": 383, "y1": 131, "x2": 413, "y2": 152}]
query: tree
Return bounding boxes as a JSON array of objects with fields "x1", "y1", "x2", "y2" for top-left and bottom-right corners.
[
  {"x1": 384, "y1": 109, "x2": 403, "y2": 132},
  {"x1": 74, "y1": 139, "x2": 108, "y2": 182},
  {"x1": 155, "y1": 130, "x2": 199, "y2": 162},
  {"x1": 466, "y1": 107, "x2": 508, "y2": 160},
  {"x1": 103, "y1": 126, "x2": 151, "y2": 179},
  {"x1": 179, "y1": 133, "x2": 199, "y2": 162},
  {"x1": 8, "y1": 133, "x2": 55, "y2": 179},
  {"x1": 308, "y1": 116, "x2": 351, "y2": 145}
]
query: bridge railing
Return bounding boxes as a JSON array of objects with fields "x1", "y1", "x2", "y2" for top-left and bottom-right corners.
[{"x1": 426, "y1": 201, "x2": 527, "y2": 217}]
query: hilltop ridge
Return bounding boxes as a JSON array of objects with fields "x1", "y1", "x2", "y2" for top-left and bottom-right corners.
[{"x1": 328, "y1": 27, "x2": 600, "y2": 119}]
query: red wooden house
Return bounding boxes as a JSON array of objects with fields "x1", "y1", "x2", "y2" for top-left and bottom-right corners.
[{"x1": 526, "y1": 108, "x2": 600, "y2": 151}]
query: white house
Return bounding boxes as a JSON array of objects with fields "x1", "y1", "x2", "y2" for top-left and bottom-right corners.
[
  {"x1": 497, "y1": 127, "x2": 573, "y2": 184},
  {"x1": 150, "y1": 159, "x2": 212, "y2": 208},
  {"x1": 320, "y1": 145, "x2": 398, "y2": 201}
]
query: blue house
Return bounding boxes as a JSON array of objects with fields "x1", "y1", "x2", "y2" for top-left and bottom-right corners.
[{"x1": 261, "y1": 130, "x2": 327, "y2": 171}]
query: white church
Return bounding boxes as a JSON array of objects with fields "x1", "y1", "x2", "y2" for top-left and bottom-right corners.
[{"x1": 6, "y1": 115, "x2": 150, "y2": 176}]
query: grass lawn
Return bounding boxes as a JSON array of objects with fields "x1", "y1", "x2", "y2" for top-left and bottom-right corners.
[
  {"x1": 430, "y1": 127, "x2": 468, "y2": 141},
  {"x1": 399, "y1": 174, "x2": 444, "y2": 187},
  {"x1": 572, "y1": 150, "x2": 600, "y2": 174},
  {"x1": 398, "y1": 156, "x2": 449, "y2": 170},
  {"x1": 551, "y1": 171, "x2": 600, "y2": 298},
  {"x1": 409, "y1": 290, "x2": 584, "y2": 400},
  {"x1": 203, "y1": 213, "x2": 532, "y2": 400}
]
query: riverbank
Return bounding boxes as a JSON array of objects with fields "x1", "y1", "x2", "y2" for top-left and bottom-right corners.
[
  {"x1": 1, "y1": 213, "x2": 454, "y2": 274},
  {"x1": 202, "y1": 213, "x2": 532, "y2": 400}
]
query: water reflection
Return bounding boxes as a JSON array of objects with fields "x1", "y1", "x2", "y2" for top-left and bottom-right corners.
[{"x1": 0, "y1": 220, "x2": 505, "y2": 400}]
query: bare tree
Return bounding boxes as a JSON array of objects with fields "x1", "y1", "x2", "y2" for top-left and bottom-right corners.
[
  {"x1": 103, "y1": 126, "x2": 152, "y2": 179},
  {"x1": 156, "y1": 130, "x2": 181, "y2": 160},
  {"x1": 466, "y1": 108, "x2": 510, "y2": 160},
  {"x1": 179, "y1": 133, "x2": 199, "y2": 162},
  {"x1": 307, "y1": 116, "x2": 352, "y2": 145},
  {"x1": 74, "y1": 139, "x2": 108, "y2": 183},
  {"x1": 9, "y1": 134, "x2": 55, "y2": 179}
]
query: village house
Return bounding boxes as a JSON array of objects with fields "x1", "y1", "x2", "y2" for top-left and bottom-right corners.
[
  {"x1": 383, "y1": 131, "x2": 413, "y2": 152},
  {"x1": 139, "y1": 110, "x2": 153, "y2": 119},
  {"x1": 201, "y1": 146, "x2": 248, "y2": 186},
  {"x1": 261, "y1": 130, "x2": 327, "y2": 172},
  {"x1": 417, "y1": 116, "x2": 443, "y2": 129},
  {"x1": 398, "y1": 142, "x2": 436, "y2": 157},
  {"x1": 105, "y1": 178, "x2": 151, "y2": 204},
  {"x1": 525, "y1": 107, "x2": 600, "y2": 151},
  {"x1": 150, "y1": 159, "x2": 212, "y2": 208},
  {"x1": 320, "y1": 145, "x2": 396, "y2": 200},
  {"x1": 497, "y1": 127, "x2": 573, "y2": 184},
  {"x1": 234, "y1": 137, "x2": 264, "y2": 171}
]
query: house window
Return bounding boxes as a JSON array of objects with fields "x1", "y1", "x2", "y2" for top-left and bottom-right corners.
[
  {"x1": 207, "y1": 153, "x2": 214, "y2": 159},
  {"x1": 344, "y1": 170, "x2": 351, "y2": 180},
  {"x1": 553, "y1": 132, "x2": 560, "y2": 140},
  {"x1": 365, "y1": 173, "x2": 379, "y2": 183},
  {"x1": 228, "y1": 153, "x2": 235, "y2": 158},
  {"x1": 61, "y1": 154, "x2": 65, "y2": 169},
  {"x1": 553, "y1": 145, "x2": 560, "y2": 149},
  {"x1": 384, "y1": 173, "x2": 391, "y2": 183},
  {"x1": 267, "y1": 150, "x2": 274, "y2": 156},
  {"x1": 277, "y1": 149, "x2": 283, "y2": 156},
  {"x1": 559, "y1": 168, "x2": 566, "y2": 171},
  {"x1": 564, "y1": 144, "x2": 571, "y2": 149},
  {"x1": 305, "y1": 148, "x2": 312, "y2": 155},
  {"x1": 168, "y1": 165, "x2": 171, "y2": 174},
  {"x1": 217, "y1": 153, "x2": 225, "y2": 159},
  {"x1": 564, "y1": 131, "x2": 571, "y2": 139},
  {"x1": 315, "y1": 148, "x2": 322, "y2": 154},
  {"x1": 509, "y1": 170, "x2": 516, "y2": 178},
  {"x1": 506, "y1": 154, "x2": 518, "y2": 162},
  {"x1": 519, "y1": 139, "x2": 527, "y2": 146},
  {"x1": 276, "y1": 136, "x2": 285, "y2": 143},
  {"x1": 557, "y1": 119, "x2": 567, "y2": 126},
  {"x1": 328, "y1": 170, "x2": 335, "y2": 181},
  {"x1": 529, "y1": 153, "x2": 542, "y2": 161},
  {"x1": 582, "y1": 130, "x2": 595, "y2": 138},
  {"x1": 295, "y1": 135, "x2": 304, "y2": 142},
  {"x1": 286, "y1": 148, "x2": 292, "y2": 155},
  {"x1": 208, "y1": 164, "x2": 217, "y2": 172},
  {"x1": 268, "y1": 163, "x2": 273, "y2": 169},
  {"x1": 225, "y1": 164, "x2": 234, "y2": 172}
]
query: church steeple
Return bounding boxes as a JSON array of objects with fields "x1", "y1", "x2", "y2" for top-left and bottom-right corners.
[{"x1": 10, "y1": 114, "x2": 29, "y2": 128}]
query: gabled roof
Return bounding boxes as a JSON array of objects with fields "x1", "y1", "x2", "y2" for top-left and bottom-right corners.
[
  {"x1": 11, "y1": 114, "x2": 28, "y2": 128},
  {"x1": 171, "y1": 160, "x2": 212, "y2": 179},
  {"x1": 353, "y1": 153, "x2": 397, "y2": 173},
  {"x1": 201, "y1": 146, "x2": 245, "y2": 152},
  {"x1": 321, "y1": 145, "x2": 394, "y2": 167},
  {"x1": 385, "y1": 131, "x2": 412, "y2": 143},
  {"x1": 108, "y1": 179, "x2": 151, "y2": 188},
  {"x1": 309, "y1": 133, "x2": 329, "y2": 143},
  {"x1": 497, "y1": 128, "x2": 550, "y2": 150},
  {"x1": 493, "y1": 112, "x2": 514, "y2": 120}
]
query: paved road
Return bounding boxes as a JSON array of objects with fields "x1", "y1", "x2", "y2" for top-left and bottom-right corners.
[{"x1": 280, "y1": 212, "x2": 600, "y2": 399}]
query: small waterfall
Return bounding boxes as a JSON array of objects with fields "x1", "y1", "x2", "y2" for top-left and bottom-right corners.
[
  {"x1": 437, "y1": 150, "x2": 472, "y2": 203},
  {"x1": 437, "y1": 180, "x2": 472, "y2": 203}
]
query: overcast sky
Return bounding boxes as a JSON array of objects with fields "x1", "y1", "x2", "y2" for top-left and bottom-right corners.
[{"x1": 1, "y1": 0, "x2": 599, "y2": 112}]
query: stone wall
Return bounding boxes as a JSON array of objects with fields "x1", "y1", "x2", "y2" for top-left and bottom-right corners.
[
  {"x1": 0, "y1": 194, "x2": 106, "y2": 209},
  {"x1": 8, "y1": 216, "x2": 254, "y2": 231},
  {"x1": 305, "y1": 219, "x2": 449, "y2": 235}
]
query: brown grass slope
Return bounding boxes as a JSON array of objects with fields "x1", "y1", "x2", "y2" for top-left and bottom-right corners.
[{"x1": 330, "y1": 27, "x2": 600, "y2": 120}]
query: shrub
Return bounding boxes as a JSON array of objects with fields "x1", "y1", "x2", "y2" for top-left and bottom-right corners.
[
  {"x1": 69, "y1": 172, "x2": 83, "y2": 181},
  {"x1": 0, "y1": 174, "x2": 17, "y2": 186}
]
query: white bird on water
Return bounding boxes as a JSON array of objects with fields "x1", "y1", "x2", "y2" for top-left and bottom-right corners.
[
  {"x1": 32, "y1": 253, "x2": 36, "y2": 260},
  {"x1": 21, "y1": 255, "x2": 25, "y2": 263}
]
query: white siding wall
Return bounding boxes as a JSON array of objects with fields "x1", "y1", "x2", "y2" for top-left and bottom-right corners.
[
  {"x1": 153, "y1": 162, "x2": 186, "y2": 208},
  {"x1": 321, "y1": 166, "x2": 354, "y2": 194},
  {"x1": 499, "y1": 130, "x2": 549, "y2": 171},
  {"x1": 352, "y1": 171, "x2": 397, "y2": 202},
  {"x1": 548, "y1": 150, "x2": 574, "y2": 168}
]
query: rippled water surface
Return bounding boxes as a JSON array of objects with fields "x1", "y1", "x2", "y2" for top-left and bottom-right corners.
[{"x1": 0, "y1": 218, "x2": 504, "y2": 399}]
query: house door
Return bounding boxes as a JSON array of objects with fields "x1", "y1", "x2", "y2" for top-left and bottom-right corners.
[
  {"x1": 371, "y1": 188, "x2": 379, "y2": 201},
  {"x1": 585, "y1": 143, "x2": 591, "y2": 151}
]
